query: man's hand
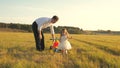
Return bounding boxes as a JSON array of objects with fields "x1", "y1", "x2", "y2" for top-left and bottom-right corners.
[
  {"x1": 52, "y1": 39, "x2": 55, "y2": 43},
  {"x1": 51, "y1": 34, "x2": 55, "y2": 42},
  {"x1": 39, "y1": 34, "x2": 42, "y2": 39}
]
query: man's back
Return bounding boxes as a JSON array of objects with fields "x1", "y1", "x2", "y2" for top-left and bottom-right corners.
[{"x1": 35, "y1": 17, "x2": 51, "y2": 25}]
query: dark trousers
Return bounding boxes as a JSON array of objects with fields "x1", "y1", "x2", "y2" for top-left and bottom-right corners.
[{"x1": 32, "y1": 22, "x2": 45, "y2": 51}]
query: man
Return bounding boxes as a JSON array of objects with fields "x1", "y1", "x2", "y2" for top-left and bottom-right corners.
[{"x1": 32, "y1": 15, "x2": 59, "y2": 51}]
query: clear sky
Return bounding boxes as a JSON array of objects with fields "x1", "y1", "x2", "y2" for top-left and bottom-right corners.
[{"x1": 0, "y1": 0, "x2": 120, "y2": 31}]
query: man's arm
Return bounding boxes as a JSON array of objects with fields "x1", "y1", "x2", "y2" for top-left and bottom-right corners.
[
  {"x1": 51, "y1": 34, "x2": 55, "y2": 40},
  {"x1": 50, "y1": 25, "x2": 55, "y2": 42},
  {"x1": 38, "y1": 30, "x2": 42, "y2": 39}
]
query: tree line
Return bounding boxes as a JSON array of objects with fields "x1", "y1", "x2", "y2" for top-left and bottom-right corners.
[
  {"x1": 0, "y1": 22, "x2": 83, "y2": 34},
  {"x1": 1, "y1": 22, "x2": 120, "y2": 35}
]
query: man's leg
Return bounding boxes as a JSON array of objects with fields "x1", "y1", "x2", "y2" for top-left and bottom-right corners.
[
  {"x1": 40, "y1": 31, "x2": 45, "y2": 50},
  {"x1": 32, "y1": 22, "x2": 41, "y2": 51}
]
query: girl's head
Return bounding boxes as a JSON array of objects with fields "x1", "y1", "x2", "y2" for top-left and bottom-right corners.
[{"x1": 61, "y1": 28, "x2": 69, "y2": 36}]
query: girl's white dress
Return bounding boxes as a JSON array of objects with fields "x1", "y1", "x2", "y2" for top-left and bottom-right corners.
[{"x1": 58, "y1": 35, "x2": 72, "y2": 50}]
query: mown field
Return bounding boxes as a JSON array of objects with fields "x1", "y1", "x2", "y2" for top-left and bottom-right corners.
[{"x1": 0, "y1": 32, "x2": 120, "y2": 68}]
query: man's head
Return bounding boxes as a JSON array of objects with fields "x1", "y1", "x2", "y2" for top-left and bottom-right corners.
[{"x1": 51, "y1": 15, "x2": 59, "y2": 23}]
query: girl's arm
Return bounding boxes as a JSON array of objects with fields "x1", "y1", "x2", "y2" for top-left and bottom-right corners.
[
  {"x1": 67, "y1": 34, "x2": 72, "y2": 39},
  {"x1": 59, "y1": 34, "x2": 62, "y2": 42}
]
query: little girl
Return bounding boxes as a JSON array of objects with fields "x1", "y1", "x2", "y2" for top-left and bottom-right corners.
[{"x1": 57, "y1": 28, "x2": 72, "y2": 54}]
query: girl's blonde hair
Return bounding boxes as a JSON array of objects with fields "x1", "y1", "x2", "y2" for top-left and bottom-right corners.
[{"x1": 60, "y1": 28, "x2": 69, "y2": 37}]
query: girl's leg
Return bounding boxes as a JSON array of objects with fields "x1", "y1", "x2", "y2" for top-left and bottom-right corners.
[{"x1": 65, "y1": 49, "x2": 68, "y2": 54}]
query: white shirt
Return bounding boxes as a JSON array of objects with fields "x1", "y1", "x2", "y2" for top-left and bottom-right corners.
[{"x1": 35, "y1": 17, "x2": 55, "y2": 34}]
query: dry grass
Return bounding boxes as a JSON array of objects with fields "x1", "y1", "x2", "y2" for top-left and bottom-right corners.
[{"x1": 0, "y1": 32, "x2": 120, "y2": 68}]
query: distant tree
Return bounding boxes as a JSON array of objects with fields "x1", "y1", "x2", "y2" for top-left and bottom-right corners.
[{"x1": 107, "y1": 30, "x2": 111, "y2": 33}]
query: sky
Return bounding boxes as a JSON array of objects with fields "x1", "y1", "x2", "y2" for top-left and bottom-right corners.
[{"x1": 0, "y1": 0, "x2": 120, "y2": 31}]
